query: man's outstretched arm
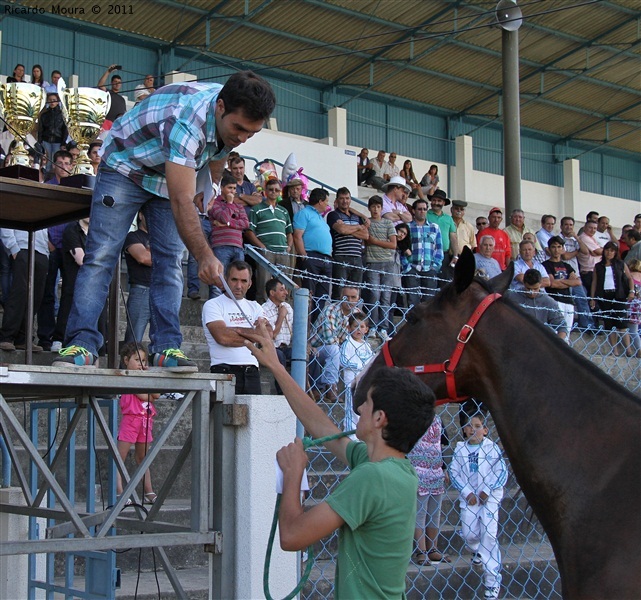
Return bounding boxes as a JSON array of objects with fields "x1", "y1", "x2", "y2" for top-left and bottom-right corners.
[{"x1": 241, "y1": 322, "x2": 351, "y2": 465}]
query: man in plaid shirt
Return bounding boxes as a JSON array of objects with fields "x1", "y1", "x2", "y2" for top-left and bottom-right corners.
[
  {"x1": 54, "y1": 71, "x2": 276, "y2": 370},
  {"x1": 308, "y1": 286, "x2": 360, "y2": 401},
  {"x1": 406, "y1": 199, "x2": 444, "y2": 306}
]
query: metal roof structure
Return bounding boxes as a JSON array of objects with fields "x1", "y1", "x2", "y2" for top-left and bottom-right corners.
[{"x1": 4, "y1": 0, "x2": 640, "y2": 154}]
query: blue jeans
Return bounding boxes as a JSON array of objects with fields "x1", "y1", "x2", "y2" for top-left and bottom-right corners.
[
  {"x1": 65, "y1": 165, "x2": 185, "y2": 356},
  {"x1": 209, "y1": 246, "x2": 245, "y2": 298},
  {"x1": 186, "y1": 217, "x2": 216, "y2": 298},
  {"x1": 404, "y1": 267, "x2": 438, "y2": 307},
  {"x1": 308, "y1": 344, "x2": 340, "y2": 387},
  {"x1": 364, "y1": 261, "x2": 397, "y2": 332},
  {"x1": 124, "y1": 285, "x2": 151, "y2": 344},
  {"x1": 570, "y1": 283, "x2": 595, "y2": 329}
]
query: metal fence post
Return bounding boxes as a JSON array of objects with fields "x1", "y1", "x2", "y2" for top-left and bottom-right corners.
[{"x1": 292, "y1": 287, "x2": 310, "y2": 439}]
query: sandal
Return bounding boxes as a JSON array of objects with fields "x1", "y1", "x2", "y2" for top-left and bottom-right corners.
[
  {"x1": 144, "y1": 492, "x2": 157, "y2": 505},
  {"x1": 412, "y1": 550, "x2": 429, "y2": 566},
  {"x1": 427, "y1": 549, "x2": 452, "y2": 564}
]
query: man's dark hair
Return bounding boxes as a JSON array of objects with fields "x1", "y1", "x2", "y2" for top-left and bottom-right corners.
[
  {"x1": 541, "y1": 214, "x2": 556, "y2": 224},
  {"x1": 335, "y1": 187, "x2": 350, "y2": 198},
  {"x1": 88, "y1": 141, "x2": 102, "y2": 154},
  {"x1": 586, "y1": 211, "x2": 599, "y2": 221},
  {"x1": 412, "y1": 199, "x2": 428, "y2": 211},
  {"x1": 111, "y1": 75, "x2": 121, "y2": 83},
  {"x1": 51, "y1": 69, "x2": 62, "y2": 79},
  {"x1": 368, "y1": 195, "x2": 383, "y2": 208},
  {"x1": 230, "y1": 156, "x2": 245, "y2": 167},
  {"x1": 265, "y1": 278, "x2": 282, "y2": 297},
  {"x1": 635, "y1": 213, "x2": 641, "y2": 221},
  {"x1": 548, "y1": 236, "x2": 565, "y2": 248},
  {"x1": 225, "y1": 260, "x2": 253, "y2": 279},
  {"x1": 221, "y1": 172, "x2": 237, "y2": 188},
  {"x1": 308, "y1": 188, "x2": 329, "y2": 206},
  {"x1": 368, "y1": 367, "x2": 435, "y2": 454},
  {"x1": 52, "y1": 150, "x2": 72, "y2": 164},
  {"x1": 523, "y1": 269, "x2": 542, "y2": 286},
  {"x1": 626, "y1": 229, "x2": 641, "y2": 243},
  {"x1": 560, "y1": 216, "x2": 574, "y2": 226},
  {"x1": 218, "y1": 70, "x2": 276, "y2": 121}
]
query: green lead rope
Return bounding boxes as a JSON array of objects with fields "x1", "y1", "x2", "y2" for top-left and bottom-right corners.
[{"x1": 263, "y1": 429, "x2": 356, "y2": 600}]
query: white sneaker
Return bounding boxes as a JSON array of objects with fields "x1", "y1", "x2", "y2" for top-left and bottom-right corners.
[
  {"x1": 378, "y1": 330, "x2": 389, "y2": 342},
  {"x1": 159, "y1": 392, "x2": 185, "y2": 401},
  {"x1": 51, "y1": 341, "x2": 62, "y2": 352},
  {"x1": 484, "y1": 586, "x2": 500, "y2": 599}
]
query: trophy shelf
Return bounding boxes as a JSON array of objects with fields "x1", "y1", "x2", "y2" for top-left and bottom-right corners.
[{"x1": 0, "y1": 176, "x2": 92, "y2": 231}]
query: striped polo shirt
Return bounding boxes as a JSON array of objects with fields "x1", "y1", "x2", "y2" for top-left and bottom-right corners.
[{"x1": 249, "y1": 200, "x2": 292, "y2": 252}]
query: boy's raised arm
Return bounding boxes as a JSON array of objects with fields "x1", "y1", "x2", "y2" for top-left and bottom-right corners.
[{"x1": 240, "y1": 323, "x2": 350, "y2": 465}]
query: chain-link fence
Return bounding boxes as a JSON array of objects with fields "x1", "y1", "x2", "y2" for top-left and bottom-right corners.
[{"x1": 291, "y1": 257, "x2": 640, "y2": 599}]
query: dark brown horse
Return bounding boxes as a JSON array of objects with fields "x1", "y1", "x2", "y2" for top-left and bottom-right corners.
[{"x1": 354, "y1": 248, "x2": 641, "y2": 599}]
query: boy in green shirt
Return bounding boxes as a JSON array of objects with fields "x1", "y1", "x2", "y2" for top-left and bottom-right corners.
[{"x1": 242, "y1": 323, "x2": 435, "y2": 598}]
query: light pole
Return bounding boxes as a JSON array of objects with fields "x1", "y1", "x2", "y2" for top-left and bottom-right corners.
[{"x1": 496, "y1": 0, "x2": 523, "y2": 215}]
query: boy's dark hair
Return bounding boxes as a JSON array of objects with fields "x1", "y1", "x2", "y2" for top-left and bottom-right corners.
[
  {"x1": 368, "y1": 195, "x2": 383, "y2": 208},
  {"x1": 466, "y1": 412, "x2": 488, "y2": 427},
  {"x1": 308, "y1": 188, "x2": 329, "y2": 206},
  {"x1": 548, "y1": 235, "x2": 565, "y2": 248},
  {"x1": 111, "y1": 75, "x2": 121, "y2": 83},
  {"x1": 51, "y1": 69, "x2": 61, "y2": 78},
  {"x1": 120, "y1": 341, "x2": 147, "y2": 362},
  {"x1": 369, "y1": 367, "x2": 435, "y2": 454},
  {"x1": 348, "y1": 311, "x2": 370, "y2": 329},
  {"x1": 221, "y1": 172, "x2": 237, "y2": 188},
  {"x1": 523, "y1": 268, "x2": 542, "y2": 286},
  {"x1": 218, "y1": 70, "x2": 276, "y2": 122},
  {"x1": 52, "y1": 149, "x2": 73, "y2": 164},
  {"x1": 88, "y1": 141, "x2": 102, "y2": 154},
  {"x1": 226, "y1": 259, "x2": 253, "y2": 278},
  {"x1": 265, "y1": 277, "x2": 281, "y2": 297}
]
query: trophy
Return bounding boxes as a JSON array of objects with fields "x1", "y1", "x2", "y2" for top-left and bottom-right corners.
[
  {"x1": 0, "y1": 82, "x2": 47, "y2": 167},
  {"x1": 60, "y1": 87, "x2": 110, "y2": 176}
]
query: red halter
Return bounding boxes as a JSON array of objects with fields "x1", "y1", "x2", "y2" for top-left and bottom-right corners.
[{"x1": 381, "y1": 293, "x2": 502, "y2": 406}]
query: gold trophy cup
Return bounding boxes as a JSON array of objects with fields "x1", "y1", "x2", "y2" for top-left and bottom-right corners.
[
  {"x1": 0, "y1": 83, "x2": 47, "y2": 167},
  {"x1": 60, "y1": 87, "x2": 111, "y2": 175}
]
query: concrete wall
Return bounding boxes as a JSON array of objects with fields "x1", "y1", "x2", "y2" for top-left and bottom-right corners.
[{"x1": 233, "y1": 394, "x2": 298, "y2": 600}]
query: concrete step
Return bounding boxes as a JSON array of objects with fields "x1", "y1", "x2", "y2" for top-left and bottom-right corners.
[
  {"x1": 305, "y1": 540, "x2": 560, "y2": 600},
  {"x1": 109, "y1": 537, "x2": 561, "y2": 600}
]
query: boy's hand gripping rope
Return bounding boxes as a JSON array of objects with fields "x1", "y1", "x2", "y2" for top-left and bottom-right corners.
[{"x1": 263, "y1": 430, "x2": 356, "y2": 600}]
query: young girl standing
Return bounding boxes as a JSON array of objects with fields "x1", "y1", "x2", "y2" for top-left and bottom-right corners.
[{"x1": 116, "y1": 342, "x2": 159, "y2": 504}]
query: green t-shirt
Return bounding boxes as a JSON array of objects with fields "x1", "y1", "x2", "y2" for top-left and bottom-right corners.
[
  {"x1": 427, "y1": 210, "x2": 456, "y2": 252},
  {"x1": 325, "y1": 441, "x2": 418, "y2": 599}
]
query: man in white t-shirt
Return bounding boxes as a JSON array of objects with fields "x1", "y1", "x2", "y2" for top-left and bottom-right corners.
[{"x1": 202, "y1": 260, "x2": 270, "y2": 394}]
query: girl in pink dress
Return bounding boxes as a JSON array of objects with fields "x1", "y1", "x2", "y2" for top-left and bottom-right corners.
[{"x1": 116, "y1": 343, "x2": 160, "y2": 504}]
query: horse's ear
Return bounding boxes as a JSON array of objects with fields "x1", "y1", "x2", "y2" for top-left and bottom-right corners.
[
  {"x1": 489, "y1": 261, "x2": 515, "y2": 294},
  {"x1": 453, "y1": 246, "x2": 475, "y2": 293}
]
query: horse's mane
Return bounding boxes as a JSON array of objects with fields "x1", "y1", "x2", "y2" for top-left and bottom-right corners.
[{"x1": 434, "y1": 277, "x2": 641, "y2": 405}]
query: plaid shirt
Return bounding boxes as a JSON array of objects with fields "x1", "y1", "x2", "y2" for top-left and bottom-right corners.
[
  {"x1": 311, "y1": 302, "x2": 350, "y2": 347},
  {"x1": 408, "y1": 220, "x2": 444, "y2": 272},
  {"x1": 102, "y1": 83, "x2": 230, "y2": 199}
]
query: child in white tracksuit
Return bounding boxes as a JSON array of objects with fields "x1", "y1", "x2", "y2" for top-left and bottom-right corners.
[
  {"x1": 450, "y1": 414, "x2": 508, "y2": 600},
  {"x1": 339, "y1": 313, "x2": 373, "y2": 433}
]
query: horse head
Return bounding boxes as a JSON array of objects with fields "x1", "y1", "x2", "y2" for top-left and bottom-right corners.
[{"x1": 353, "y1": 247, "x2": 513, "y2": 409}]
